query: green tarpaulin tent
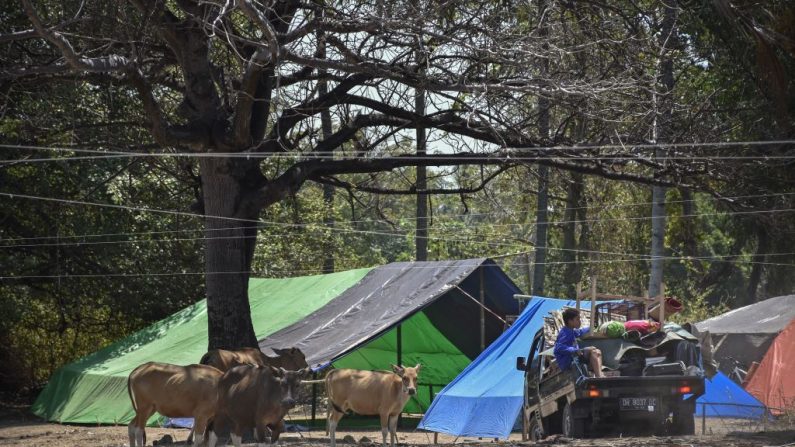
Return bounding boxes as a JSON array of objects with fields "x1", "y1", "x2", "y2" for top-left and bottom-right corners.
[
  {"x1": 32, "y1": 268, "x2": 371, "y2": 425},
  {"x1": 33, "y1": 259, "x2": 523, "y2": 425}
]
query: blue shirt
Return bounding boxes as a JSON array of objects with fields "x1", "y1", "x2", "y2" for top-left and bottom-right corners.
[{"x1": 554, "y1": 326, "x2": 590, "y2": 371}]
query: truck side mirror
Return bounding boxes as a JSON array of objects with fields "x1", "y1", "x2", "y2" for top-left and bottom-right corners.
[{"x1": 516, "y1": 356, "x2": 527, "y2": 371}]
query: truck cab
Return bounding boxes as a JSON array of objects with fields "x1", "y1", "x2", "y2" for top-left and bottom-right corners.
[{"x1": 516, "y1": 314, "x2": 705, "y2": 440}]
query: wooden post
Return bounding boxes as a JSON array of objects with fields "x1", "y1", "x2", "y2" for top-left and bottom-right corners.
[
  {"x1": 575, "y1": 283, "x2": 582, "y2": 311},
  {"x1": 658, "y1": 282, "x2": 666, "y2": 325},
  {"x1": 524, "y1": 253, "x2": 533, "y2": 296},
  {"x1": 589, "y1": 275, "x2": 597, "y2": 329},
  {"x1": 434, "y1": 433, "x2": 438, "y2": 444}
]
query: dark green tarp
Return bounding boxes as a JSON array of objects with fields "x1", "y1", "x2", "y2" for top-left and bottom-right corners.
[{"x1": 261, "y1": 259, "x2": 523, "y2": 413}]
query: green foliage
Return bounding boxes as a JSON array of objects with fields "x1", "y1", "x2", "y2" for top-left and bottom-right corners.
[{"x1": 3, "y1": 0, "x2": 795, "y2": 400}]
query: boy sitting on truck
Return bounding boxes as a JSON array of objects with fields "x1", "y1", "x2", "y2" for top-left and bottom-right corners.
[{"x1": 554, "y1": 308, "x2": 604, "y2": 378}]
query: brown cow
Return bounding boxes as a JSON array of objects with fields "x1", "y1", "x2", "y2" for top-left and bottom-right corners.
[
  {"x1": 127, "y1": 362, "x2": 223, "y2": 447},
  {"x1": 187, "y1": 347, "x2": 307, "y2": 445},
  {"x1": 199, "y1": 347, "x2": 307, "y2": 371},
  {"x1": 207, "y1": 364, "x2": 312, "y2": 447},
  {"x1": 326, "y1": 364, "x2": 421, "y2": 447}
]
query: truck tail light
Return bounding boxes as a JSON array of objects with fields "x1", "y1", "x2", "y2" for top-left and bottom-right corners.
[
  {"x1": 588, "y1": 388, "x2": 602, "y2": 398},
  {"x1": 678, "y1": 385, "x2": 692, "y2": 394}
]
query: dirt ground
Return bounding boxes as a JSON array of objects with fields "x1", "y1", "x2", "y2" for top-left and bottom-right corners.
[{"x1": 0, "y1": 415, "x2": 793, "y2": 447}]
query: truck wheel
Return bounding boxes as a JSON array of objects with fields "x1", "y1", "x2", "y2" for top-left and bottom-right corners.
[
  {"x1": 671, "y1": 411, "x2": 695, "y2": 435},
  {"x1": 528, "y1": 416, "x2": 544, "y2": 441},
  {"x1": 562, "y1": 402, "x2": 585, "y2": 438}
]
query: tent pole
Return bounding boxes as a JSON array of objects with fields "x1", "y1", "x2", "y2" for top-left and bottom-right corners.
[
  {"x1": 311, "y1": 372, "x2": 318, "y2": 424},
  {"x1": 480, "y1": 268, "x2": 485, "y2": 352},
  {"x1": 397, "y1": 324, "x2": 402, "y2": 367}
]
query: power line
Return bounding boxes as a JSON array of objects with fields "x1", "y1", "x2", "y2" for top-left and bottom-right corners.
[
  {"x1": 2, "y1": 190, "x2": 793, "y2": 235},
  {"x1": 3, "y1": 139, "x2": 795, "y2": 157},
  {"x1": 2, "y1": 252, "x2": 794, "y2": 281},
  {"x1": 4, "y1": 153, "x2": 795, "y2": 164},
  {"x1": 2, "y1": 190, "x2": 793, "y2": 244},
  {"x1": 2, "y1": 192, "x2": 795, "y2": 253}
]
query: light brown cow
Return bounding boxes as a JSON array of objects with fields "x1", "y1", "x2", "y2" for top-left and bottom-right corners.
[
  {"x1": 326, "y1": 364, "x2": 422, "y2": 447},
  {"x1": 127, "y1": 362, "x2": 223, "y2": 447},
  {"x1": 199, "y1": 347, "x2": 307, "y2": 372},
  {"x1": 207, "y1": 364, "x2": 312, "y2": 447}
]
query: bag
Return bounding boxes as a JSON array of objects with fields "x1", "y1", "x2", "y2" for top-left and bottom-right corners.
[
  {"x1": 674, "y1": 340, "x2": 699, "y2": 367},
  {"x1": 598, "y1": 321, "x2": 625, "y2": 338},
  {"x1": 618, "y1": 351, "x2": 645, "y2": 376},
  {"x1": 624, "y1": 319, "x2": 661, "y2": 335},
  {"x1": 643, "y1": 361, "x2": 686, "y2": 377}
]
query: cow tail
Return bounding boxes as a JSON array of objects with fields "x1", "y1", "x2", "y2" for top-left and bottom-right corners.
[
  {"x1": 325, "y1": 370, "x2": 346, "y2": 414},
  {"x1": 127, "y1": 368, "x2": 138, "y2": 414}
]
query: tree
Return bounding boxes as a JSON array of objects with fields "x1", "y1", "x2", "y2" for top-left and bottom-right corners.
[
  {"x1": 6, "y1": 0, "x2": 733, "y2": 350},
  {"x1": 649, "y1": 0, "x2": 678, "y2": 297}
]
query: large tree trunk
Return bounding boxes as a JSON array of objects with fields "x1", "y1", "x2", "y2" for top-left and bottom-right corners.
[{"x1": 201, "y1": 158, "x2": 258, "y2": 350}]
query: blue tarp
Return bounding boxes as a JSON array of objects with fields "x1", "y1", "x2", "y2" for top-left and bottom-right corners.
[
  {"x1": 418, "y1": 296, "x2": 587, "y2": 439},
  {"x1": 696, "y1": 372, "x2": 766, "y2": 419}
]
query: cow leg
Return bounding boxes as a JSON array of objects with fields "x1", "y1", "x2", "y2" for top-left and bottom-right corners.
[
  {"x1": 328, "y1": 409, "x2": 344, "y2": 447},
  {"x1": 270, "y1": 420, "x2": 285, "y2": 443},
  {"x1": 230, "y1": 431, "x2": 243, "y2": 447},
  {"x1": 128, "y1": 421, "x2": 137, "y2": 447},
  {"x1": 388, "y1": 414, "x2": 399, "y2": 447},
  {"x1": 193, "y1": 416, "x2": 209, "y2": 447},
  {"x1": 254, "y1": 421, "x2": 270, "y2": 447},
  {"x1": 131, "y1": 406, "x2": 153, "y2": 447},
  {"x1": 206, "y1": 430, "x2": 218, "y2": 447},
  {"x1": 379, "y1": 413, "x2": 389, "y2": 447}
]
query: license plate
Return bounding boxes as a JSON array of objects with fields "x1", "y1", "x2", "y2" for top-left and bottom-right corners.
[{"x1": 620, "y1": 397, "x2": 657, "y2": 411}]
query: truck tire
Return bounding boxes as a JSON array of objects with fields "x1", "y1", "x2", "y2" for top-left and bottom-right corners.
[
  {"x1": 528, "y1": 415, "x2": 544, "y2": 441},
  {"x1": 562, "y1": 402, "x2": 585, "y2": 438},
  {"x1": 671, "y1": 411, "x2": 695, "y2": 435}
]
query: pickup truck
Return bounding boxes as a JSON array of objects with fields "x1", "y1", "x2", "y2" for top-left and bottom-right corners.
[{"x1": 516, "y1": 324, "x2": 705, "y2": 439}]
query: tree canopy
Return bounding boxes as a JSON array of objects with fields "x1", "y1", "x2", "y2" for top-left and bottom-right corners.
[{"x1": 2, "y1": 0, "x2": 794, "y2": 394}]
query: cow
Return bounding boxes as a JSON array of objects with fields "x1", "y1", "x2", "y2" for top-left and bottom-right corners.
[
  {"x1": 326, "y1": 364, "x2": 422, "y2": 447},
  {"x1": 199, "y1": 347, "x2": 307, "y2": 372},
  {"x1": 207, "y1": 364, "x2": 312, "y2": 447},
  {"x1": 127, "y1": 362, "x2": 223, "y2": 447},
  {"x1": 186, "y1": 347, "x2": 307, "y2": 445}
]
